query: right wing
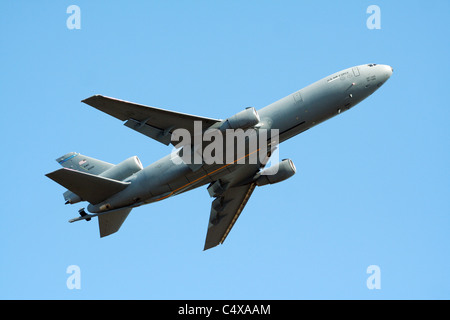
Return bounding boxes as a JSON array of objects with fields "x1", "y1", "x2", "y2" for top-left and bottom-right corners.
[
  {"x1": 204, "y1": 182, "x2": 256, "y2": 250},
  {"x1": 203, "y1": 143, "x2": 275, "y2": 250},
  {"x1": 82, "y1": 95, "x2": 221, "y2": 146}
]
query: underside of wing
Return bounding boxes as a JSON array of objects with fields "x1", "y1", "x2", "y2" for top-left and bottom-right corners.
[
  {"x1": 45, "y1": 168, "x2": 130, "y2": 205},
  {"x1": 82, "y1": 95, "x2": 221, "y2": 145},
  {"x1": 204, "y1": 182, "x2": 256, "y2": 250}
]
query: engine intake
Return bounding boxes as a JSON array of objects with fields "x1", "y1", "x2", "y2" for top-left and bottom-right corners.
[{"x1": 255, "y1": 159, "x2": 296, "y2": 186}]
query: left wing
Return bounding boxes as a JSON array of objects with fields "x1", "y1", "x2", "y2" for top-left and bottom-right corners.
[
  {"x1": 82, "y1": 95, "x2": 221, "y2": 146},
  {"x1": 204, "y1": 182, "x2": 256, "y2": 250}
]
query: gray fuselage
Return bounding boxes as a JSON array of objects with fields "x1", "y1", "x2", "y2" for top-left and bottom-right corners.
[{"x1": 87, "y1": 64, "x2": 393, "y2": 214}]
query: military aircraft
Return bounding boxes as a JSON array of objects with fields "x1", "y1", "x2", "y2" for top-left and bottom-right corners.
[{"x1": 46, "y1": 64, "x2": 393, "y2": 250}]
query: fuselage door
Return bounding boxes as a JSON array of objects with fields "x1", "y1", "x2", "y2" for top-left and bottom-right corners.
[
  {"x1": 293, "y1": 91, "x2": 303, "y2": 104},
  {"x1": 352, "y1": 67, "x2": 360, "y2": 77}
]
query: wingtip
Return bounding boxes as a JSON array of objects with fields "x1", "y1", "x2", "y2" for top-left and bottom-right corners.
[
  {"x1": 81, "y1": 94, "x2": 103, "y2": 104},
  {"x1": 203, "y1": 242, "x2": 220, "y2": 251}
]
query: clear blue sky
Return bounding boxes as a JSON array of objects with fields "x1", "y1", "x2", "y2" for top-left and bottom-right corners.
[{"x1": 1, "y1": 1, "x2": 449, "y2": 299}]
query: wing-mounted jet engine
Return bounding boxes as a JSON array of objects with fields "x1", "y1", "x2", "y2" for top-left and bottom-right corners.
[
  {"x1": 178, "y1": 107, "x2": 262, "y2": 171},
  {"x1": 217, "y1": 107, "x2": 260, "y2": 131},
  {"x1": 254, "y1": 159, "x2": 296, "y2": 186}
]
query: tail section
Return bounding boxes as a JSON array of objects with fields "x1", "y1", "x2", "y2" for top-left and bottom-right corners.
[
  {"x1": 46, "y1": 168, "x2": 130, "y2": 205},
  {"x1": 47, "y1": 152, "x2": 142, "y2": 238},
  {"x1": 51, "y1": 152, "x2": 143, "y2": 204}
]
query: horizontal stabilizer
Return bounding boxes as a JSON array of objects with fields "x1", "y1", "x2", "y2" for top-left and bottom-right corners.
[
  {"x1": 46, "y1": 168, "x2": 130, "y2": 205},
  {"x1": 98, "y1": 207, "x2": 133, "y2": 237}
]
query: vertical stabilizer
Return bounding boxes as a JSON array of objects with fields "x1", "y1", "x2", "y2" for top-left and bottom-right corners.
[{"x1": 57, "y1": 152, "x2": 114, "y2": 175}]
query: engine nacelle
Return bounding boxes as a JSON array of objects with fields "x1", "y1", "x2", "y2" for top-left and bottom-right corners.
[
  {"x1": 255, "y1": 159, "x2": 296, "y2": 186},
  {"x1": 100, "y1": 156, "x2": 144, "y2": 181},
  {"x1": 220, "y1": 107, "x2": 260, "y2": 131},
  {"x1": 63, "y1": 190, "x2": 81, "y2": 205}
]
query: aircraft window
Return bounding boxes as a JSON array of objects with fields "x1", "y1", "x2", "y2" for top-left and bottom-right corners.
[{"x1": 367, "y1": 64, "x2": 377, "y2": 67}]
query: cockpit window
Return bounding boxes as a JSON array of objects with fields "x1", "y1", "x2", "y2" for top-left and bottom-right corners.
[{"x1": 367, "y1": 64, "x2": 377, "y2": 67}]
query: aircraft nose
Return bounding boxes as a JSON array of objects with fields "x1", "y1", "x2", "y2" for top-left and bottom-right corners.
[
  {"x1": 381, "y1": 64, "x2": 393, "y2": 79},
  {"x1": 374, "y1": 64, "x2": 393, "y2": 84}
]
